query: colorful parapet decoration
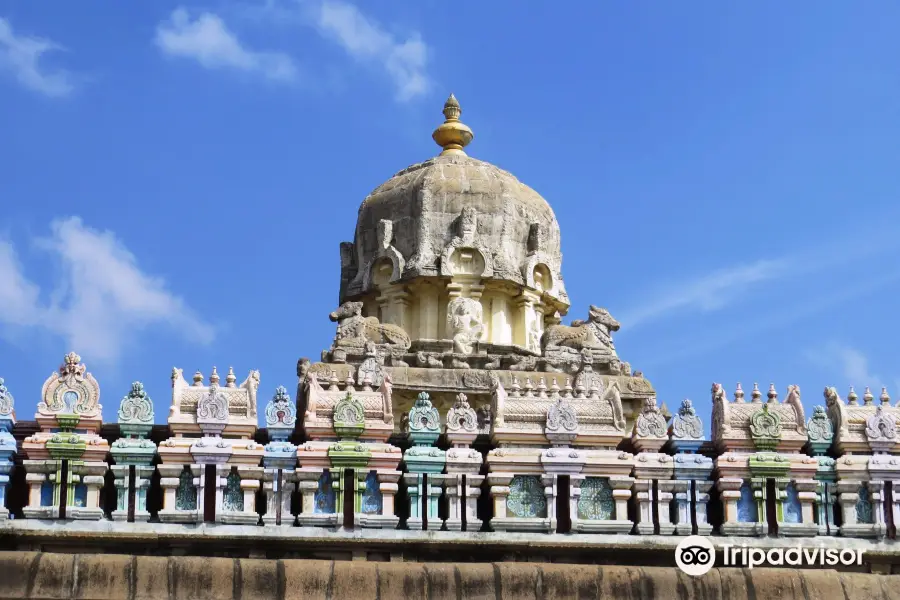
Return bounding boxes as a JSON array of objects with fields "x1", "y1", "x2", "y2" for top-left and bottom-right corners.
[
  {"x1": 158, "y1": 367, "x2": 263, "y2": 524},
  {"x1": 631, "y1": 397, "x2": 674, "y2": 534},
  {"x1": 297, "y1": 367, "x2": 401, "y2": 529},
  {"x1": 443, "y1": 393, "x2": 484, "y2": 532},
  {"x1": 21, "y1": 353, "x2": 109, "y2": 520},
  {"x1": 0, "y1": 378, "x2": 16, "y2": 520},
  {"x1": 712, "y1": 383, "x2": 818, "y2": 537},
  {"x1": 826, "y1": 385, "x2": 899, "y2": 539},
  {"x1": 262, "y1": 385, "x2": 297, "y2": 526},
  {"x1": 806, "y1": 403, "x2": 837, "y2": 535},
  {"x1": 402, "y1": 392, "x2": 445, "y2": 530},
  {"x1": 487, "y1": 370, "x2": 634, "y2": 534},
  {"x1": 110, "y1": 382, "x2": 156, "y2": 522},
  {"x1": 668, "y1": 399, "x2": 714, "y2": 535}
]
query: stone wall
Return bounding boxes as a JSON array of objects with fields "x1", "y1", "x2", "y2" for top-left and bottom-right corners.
[{"x1": 1, "y1": 552, "x2": 898, "y2": 600}]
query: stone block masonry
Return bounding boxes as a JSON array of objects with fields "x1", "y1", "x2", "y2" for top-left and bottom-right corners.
[{"x1": 1, "y1": 552, "x2": 899, "y2": 600}]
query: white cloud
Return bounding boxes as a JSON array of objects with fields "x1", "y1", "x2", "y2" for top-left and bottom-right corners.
[
  {"x1": 315, "y1": 1, "x2": 428, "y2": 100},
  {"x1": 0, "y1": 17, "x2": 75, "y2": 97},
  {"x1": 808, "y1": 342, "x2": 886, "y2": 394},
  {"x1": 618, "y1": 258, "x2": 790, "y2": 328},
  {"x1": 155, "y1": 8, "x2": 297, "y2": 82},
  {"x1": 0, "y1": 217, "x2": 214, "y2": 364}
]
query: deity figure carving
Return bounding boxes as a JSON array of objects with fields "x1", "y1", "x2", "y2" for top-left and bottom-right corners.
[
  {"x1": 329, "y1": 301, "x2": 411, "y2": 352},
  {"x1": 447, "y1": 296, "x2": 484, "y2": 355},
  {"x1": 459, "y1": 206, "x2": 477, "y2": 243},
  {"x1": 541, "y1": 305, "x2": 619, "y2": 356}
]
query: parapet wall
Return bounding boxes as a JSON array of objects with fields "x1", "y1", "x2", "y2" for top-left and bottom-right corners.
[{"x1": 0, "y1": 552, "x2": 898, "y2": 600}]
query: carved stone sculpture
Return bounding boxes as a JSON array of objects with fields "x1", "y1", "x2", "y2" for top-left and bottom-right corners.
[
  {"x1": 329, "y1": 301, "x2": 411, "y2": 352},
  {"x1": 447, "y1": 296, "x2": 484, "y2": 355},
  {"x1": 541, "y1": 305, "x2": 619, "y2": 356}
]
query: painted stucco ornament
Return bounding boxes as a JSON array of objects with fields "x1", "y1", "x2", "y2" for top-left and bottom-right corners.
[
  {"x1": 118, "y1": 382, "x2": 153, "y2": 424},
  {"x1": 446, "y1": 393, "x2": 477, "y2": 433},
  {"x1": 671, "y1": 399, "x2": 703, "y2": 440},
  {"x1": 806, "y1": 405, "x2": 833, "y2": 443},
  {"x1": 265, "y1": 385, "x2": 296, "y2": 428}
]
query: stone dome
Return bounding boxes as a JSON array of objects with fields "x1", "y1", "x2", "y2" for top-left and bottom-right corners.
[{"x1": 340, "y1": 95, "x2": 569, "y2": 314}]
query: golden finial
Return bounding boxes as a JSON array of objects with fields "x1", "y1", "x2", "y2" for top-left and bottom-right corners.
[{"x1": 432, "y1": 93, "x2": 474, "y2": 156}]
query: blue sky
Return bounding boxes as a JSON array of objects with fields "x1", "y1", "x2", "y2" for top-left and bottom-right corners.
[{"x1": 1, "y1": 1, "x2": 899, "y2": 432}]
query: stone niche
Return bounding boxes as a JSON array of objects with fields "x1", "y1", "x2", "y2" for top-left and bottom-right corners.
[
  {"x1": 157, "y1": 367, "x2": 263, "y2": 525},
  {"x1": 712, "y1": 383, "x2": 818, "y2": 537},
  {"x1": 21, "y1": 352, "x2": 109, "y2": 520}
]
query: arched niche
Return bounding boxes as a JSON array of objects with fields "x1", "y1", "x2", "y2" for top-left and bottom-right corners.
[{"x1": 532, "y1": 264, "x2": 553, "y2": 294}]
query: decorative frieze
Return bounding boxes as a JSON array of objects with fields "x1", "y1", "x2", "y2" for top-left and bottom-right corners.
[
  {"x1": 0, "y1": 378, "x2": 16, "y2": 520},
  {"x1": 158, "y1": 367, "x2": 263, "y2": 524},
  {"x1": 110, "y1": 382, "x2": 156, "y2": 522},
  {"x1": 22, "y1": 353, "x2": 108, "y2": 520}
]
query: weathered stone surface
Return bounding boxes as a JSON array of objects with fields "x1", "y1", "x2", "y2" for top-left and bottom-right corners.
[
  {"x1": 133, "y1": 556, "x2": 169, "y2": 600},
  {"x1": 332, "y1": 560, "x2": 378, "y2": 600},
  {"x1": 170, "y1": 556, "x2": 235, "y2": 600},
  {"x1": 3, "y1": 552, "x2": 900, "y2": 600},
  {"x1": 282, "y1": 559, "x2": 331, "y2": 600},
  {"x1": 72, "y1": 554, "x2": 133, "y2": 600}
]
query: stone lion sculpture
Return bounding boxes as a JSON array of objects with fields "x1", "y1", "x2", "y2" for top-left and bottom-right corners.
[
  {"x1": 329, "y1": 301, "x2": 411, "y2": 352},
  {"x1": 541, "y1": 305, "x2": 620, "y2": 355}
]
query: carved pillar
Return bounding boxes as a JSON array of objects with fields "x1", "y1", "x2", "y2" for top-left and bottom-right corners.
[
  {"x1": 110, "y1": 465, "x2": 129, "y2": 521},
  {"x1": 158, "y1": 464, "x2": 200, "y2": 523},
  {"x1": 656, "y1": 480, "x2": 676, "y2": 535},
  {"x1": 488, "y1": 473, "x2": 513, "y2": 521},
  {"x1": 217, "y1": 465, "x2": 263, "y2": 525},
  {"x1": 695, "y1": 481, "x2": 714, "y2": 535},
  {"x1": 513, "y1": 290, "x2": 542, "y2": 351},
  {"x1": 444, "y1": 474, "x2": 462, "y2": 531},
  {"x1": 378, "y1": 471, "x2": 401, "y2": 526},
  {"x1": 609, "y1": 475, "x2": 634, "y2": 524},
  {"x1": 404, "y1": 473, "x2": 423, "y2": 529},
  {"x1": 542, "y1": 473, "x2": 559, "y2": 533},
  {"x1": 671, "y1": 480, "x2": 691, "y2": 535},
  {"x1": 490, "y1": 294, "x2": 512, "y2": 345},
  {"x1": 378, "y1": 285, "x2": 411, "y2": 332},
  {"x1": 633, "y1": 480, "x2": 653, "y2": 534},
  {"x1": 263, "y1": 470, "x2": 296, "y2": 526},
  {"x1": 716, "y1": 477, "x2": 744, "y2": 531},
  {"x1": 413, "y1": 283, "x2": 440, "y2": 340}
]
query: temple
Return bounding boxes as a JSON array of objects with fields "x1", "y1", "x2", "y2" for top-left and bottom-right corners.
[{"x1": 1, "y1": 96, "x2": 900, "y2": 597}]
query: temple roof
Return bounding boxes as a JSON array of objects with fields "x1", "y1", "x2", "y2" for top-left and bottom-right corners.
[{"x1": 341, "y1": 95, "x2": 568, "y2": 309}]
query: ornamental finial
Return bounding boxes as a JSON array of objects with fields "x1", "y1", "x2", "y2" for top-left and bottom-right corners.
[{"x1": 432, "y1": 94, "x2": 474, "y2": 156}]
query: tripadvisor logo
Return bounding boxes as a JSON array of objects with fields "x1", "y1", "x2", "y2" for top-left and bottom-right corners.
[
  {"x1": 675, "y1": 536, "x2": 866, "y2": 577},
  {"x1": 675, "y1": 536, "x2": 715, "y2": 576}
]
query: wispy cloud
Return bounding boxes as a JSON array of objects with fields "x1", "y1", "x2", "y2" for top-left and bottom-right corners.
[
  {"x1": 618, "y1": 226, "x2": 900, "y2": 332},
  {"x1": 0, "y1": 17, "x2": 75, "y2": 97},
  {"x1": 155, "y1": 7, "x2": 297, "y2": 82},
  {"x1": 637, "y1": 269, "x2": 900, "y2": 370},
  {"x1": 618, "y1": 258, "x2": 790, "y2": 328},
  {"x1": 314, "y1": 1, "x2": 428, "y2": 101},
  {"x1": 243, "y1": 0, "x2": 430, "y2": 101},
  {"x1": 0, "y1": 217, "x2": 214, "y2": 364},
  {"x1": 807, "y1": 342, "x2": 887, "y2": 393}
]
